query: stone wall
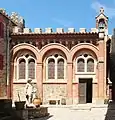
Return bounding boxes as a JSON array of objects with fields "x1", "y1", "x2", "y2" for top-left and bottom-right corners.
[
  {"x1": 72, "y1": 84, "x2": 78, "y2": 104},
  {"x1": 0, "y1": 13, "x2": 14, "y2": 98},
  {"x1": 13, "y1": 84, "x2": 26, "y2": 101},
  {"x1": 13, "y1": 83, "x2": 37, "y2": 101},
  {"x1": 0, "y1": 39, "x2": 6, "y2": 97},
  {"x1": 43, "y1": 84, "x2": 67, "y2": 104}
]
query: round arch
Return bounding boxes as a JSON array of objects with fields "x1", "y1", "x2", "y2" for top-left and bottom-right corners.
[
  {"x1": 71, "y1": 43, "x2": 99, "y2": 61},
  {"x1": 39, "y1": 43, "x2": 70, "y2": 63},
  {"x1": 11, "y1": 43, "x2": 40, "y2": 61}
]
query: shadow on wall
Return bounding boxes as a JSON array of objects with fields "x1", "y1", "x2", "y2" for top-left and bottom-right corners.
[
  {"x1": 104, "y1": 81, "x2": 115, "y2": 120},
  {"x1": 105, "y1": 101, "x2": 115, "y2": 120}
]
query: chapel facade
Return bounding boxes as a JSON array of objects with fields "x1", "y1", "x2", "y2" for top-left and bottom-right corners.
[{"x1": 0, "y1": 8, "x2": 112, "y2": 104}]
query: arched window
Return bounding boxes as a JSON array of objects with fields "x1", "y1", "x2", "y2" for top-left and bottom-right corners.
[
  {"x1": 48, "y1": 59, "x2": 55, "y2": 79},
  {"x1": 77, "y1": 58, "x2": 85, "y2": 72},
  {"x1": 19, "y1": 59, "x2": 26, "y2": 79},
  {"x1": 99, "y1": 19, "x2": 105, "y2": 28},
  {"x1": 57, "y1": 59, "x2": 64, "y2": 79},
  {"x1": 0, "y1": 22, "x2": 4, "y2": 38},
  {"x1": 87, "y1": 58, "x2": 94, "y2": 72},
  {"x1": 14, "y1": 51, "x2": 36, "y2": 81},
  {"x1": 28, "y1": 59, "x2": 35, "y2": 79}
]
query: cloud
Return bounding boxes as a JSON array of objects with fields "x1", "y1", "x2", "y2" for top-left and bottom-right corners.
[
  {"x1": 91, "y1": 1, "x2": 115, "y2": 19},
  {"x1": 52, "y1": 18, "x2": 73, "y2": 27}
]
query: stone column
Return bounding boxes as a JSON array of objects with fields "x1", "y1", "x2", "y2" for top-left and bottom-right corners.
[
  {"x1": 98, "y1": 61, "x2": 104, "y2": 97},
  {"x1": 36, "y1": 63, "x2": 43, "y2": 101},
  {"x1": 66, "y1": 62, "x2": 73, "y2": 104},
  {"x1": 8, "y1": 62, "x2": 14, "y2": 98},
  {"x1": 98, "y1": 32, "x2": 105, "y2": 103},
  {"x1": 92, "y1": 83, "x2": 98, "y2": 103}
]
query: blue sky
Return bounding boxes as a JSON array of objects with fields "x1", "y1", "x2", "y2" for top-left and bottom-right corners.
[{"x1": 1, "y1": 0, "x2": 115, "y2": 34}]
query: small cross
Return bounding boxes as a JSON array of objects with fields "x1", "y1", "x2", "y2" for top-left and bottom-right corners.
[{"x1": 100, "y1": 7, "x2": 104, "y2": 14}]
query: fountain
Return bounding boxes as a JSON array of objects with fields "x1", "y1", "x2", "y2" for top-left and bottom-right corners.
[
  {"x1": 0, "y1": 78, "x2": 49, "y2": 120},
  {"x1": 25, "y1": 78, "x2": 49, "y2": 119}
]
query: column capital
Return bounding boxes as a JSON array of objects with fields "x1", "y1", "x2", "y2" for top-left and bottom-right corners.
[
  {"x1": 37, "y1": 62, "x2": 43, "y2": 65},
  {"x1": 67, "y1": 62, "x2": 73, "y2": 65}
]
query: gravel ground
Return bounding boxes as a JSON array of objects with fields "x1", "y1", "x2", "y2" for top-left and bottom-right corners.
[{"x1": 30, "y1": 105, "x2": 108, "y2": 120}]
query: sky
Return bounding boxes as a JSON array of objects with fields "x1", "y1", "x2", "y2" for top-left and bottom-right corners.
[{"x1": 1, "y1": 0, "x2": 115, "y2": 34}]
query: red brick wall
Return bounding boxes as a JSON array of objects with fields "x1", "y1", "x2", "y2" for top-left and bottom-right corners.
[
  {"x1": 0, "y1": 38, "x2": 7, "y2": 97},
  {"x1": 0, "y1": 15, "x2": 7, "y2": 97}
]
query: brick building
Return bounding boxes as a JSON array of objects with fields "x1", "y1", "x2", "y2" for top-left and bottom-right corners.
[{"x1": 0, "y1": 7, "x2": 112, "y2": 104}]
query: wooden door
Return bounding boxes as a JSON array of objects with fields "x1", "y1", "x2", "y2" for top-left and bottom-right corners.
[{"x1": 79, "y1": 82, "x2": 86, "y2": 104}]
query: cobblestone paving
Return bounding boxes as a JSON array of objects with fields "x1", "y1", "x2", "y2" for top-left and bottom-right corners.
[{"x1": 32, "y1": 105, "x2": 109, "y2": 120}]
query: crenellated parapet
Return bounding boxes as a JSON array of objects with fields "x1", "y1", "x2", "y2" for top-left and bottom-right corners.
[
  {"x1": 0, "y1": 8, "x2": 8, "y2": 17},
  {"x1": 13, "y1": 27, "x2": 99, "y2": 34},
  {"x1": 0, "y1": 8, "x2": 25, "y2": 28},
  {"x1": 10, "y1": 12, "x2": 25, "y2": 28}
]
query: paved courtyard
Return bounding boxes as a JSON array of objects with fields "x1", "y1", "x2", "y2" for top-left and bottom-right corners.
[{"x1": 32, "y1": 104, "x2": 112, "y2": 120}]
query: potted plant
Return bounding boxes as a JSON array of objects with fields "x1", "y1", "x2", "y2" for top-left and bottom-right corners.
[
  {"x1": 14, "y1": 91, "x2": 26, "y2": 110},
  {"x1": 33, "y1": 92, "x2": 42, "y2": 107}
]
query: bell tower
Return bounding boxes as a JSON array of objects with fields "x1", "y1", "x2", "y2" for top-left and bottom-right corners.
[{"x1": 96, "y1": 7, "x2": 108, "y2": 34}]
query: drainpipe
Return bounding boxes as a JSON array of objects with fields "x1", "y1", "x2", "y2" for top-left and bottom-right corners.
[{"x1": 6, "y1": 24, "x2": 10, "y2": 98}]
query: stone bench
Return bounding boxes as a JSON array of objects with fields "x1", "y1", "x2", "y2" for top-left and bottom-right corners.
[{"x1": 48, "y1": 98, "x2": 61, "y2": 105}]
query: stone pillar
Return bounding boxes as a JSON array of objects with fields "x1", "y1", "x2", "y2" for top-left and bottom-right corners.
[
  {"x1": 8, "y1": 62, "x2": 14, "y2": 98},
  {"x1": 98, "y1": 33, "x2": 105, "y2": 103},
  {"x1": 98, "y1": 61, "x2": 104, "y2": 98},
  {"x1": 66, "y1": 62, "x2": 73, "y2": 104},
  {"x1": 92, "y1": 83, "x2": 98, "y2": 103},
  {"x1": 36, "y1": 63, "x2": 43, "y2": 102},
  {"x1": 72, "y1": 83, "x2": 78, "y2": 104}
]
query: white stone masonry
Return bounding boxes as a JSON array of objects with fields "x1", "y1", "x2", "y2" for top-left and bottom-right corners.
[{"x1": 12, "y1": 27, "x2": 100, "y2": 34}]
